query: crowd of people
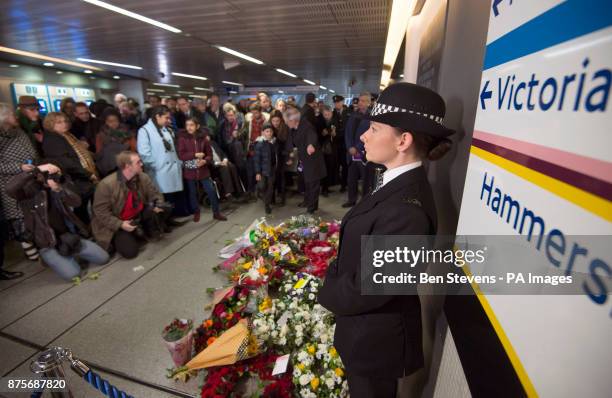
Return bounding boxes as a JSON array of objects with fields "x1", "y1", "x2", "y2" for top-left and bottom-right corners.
[{"x1": 0, "y1": 89, "x2": 378, "y2": 282}]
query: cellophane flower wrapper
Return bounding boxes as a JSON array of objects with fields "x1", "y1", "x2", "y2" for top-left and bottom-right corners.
[{"x1": 162, "y1": 319, "x2": 194, "y2": 367}]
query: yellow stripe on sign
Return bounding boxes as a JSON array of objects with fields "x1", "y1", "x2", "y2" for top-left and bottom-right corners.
[
  {"x1": 470, "y1": 146, "x2": 612, "y2": 222},
  {"x1": 462, "y1": 265, "x2": 539, "y2": 397}
]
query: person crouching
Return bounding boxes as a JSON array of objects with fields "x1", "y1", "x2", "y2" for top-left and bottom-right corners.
[
  {"x1": 6, "y1": 163, "x2": 109, "y2": 281},
  {"x1": 254, "y1": 123, "x2": 278, "y2": 215},
  {"x1": 177, "y1": 118, "x2": 227, "y2": 222},
  {"x1": 91, "y1": 151, "x2": 171, "y2": 259}
]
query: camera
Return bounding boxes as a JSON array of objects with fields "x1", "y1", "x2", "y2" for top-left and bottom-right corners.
[
  {"x1": 130, "y1": 220, "x2": 146, "y2": 240},
  {"x1": 153, "y1": 200, "x2": 173, "y2": 213},
  {"x1": 42, "y1": 171, "x2": 65, "y2": 183}
]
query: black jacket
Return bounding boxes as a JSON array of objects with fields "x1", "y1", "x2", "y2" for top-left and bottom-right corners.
[
  {"x1": 6, "y1": 171, "x2": 88, "y2": 249},
  {"x1": 253, "y1": 138, "x2": 277, "y2": 177},
  {"x1": 286, "y1": 120, "x2": 326, "y2": 183},
  {"x1": 318, "y1": 166, "x2": 437, "y2": 378},
  {"x1": 41, "y1": 132, "x2": 94, "y2": 197},
  {"x1": 301, "y1": 104, "x2": 317, "y2": 128}
]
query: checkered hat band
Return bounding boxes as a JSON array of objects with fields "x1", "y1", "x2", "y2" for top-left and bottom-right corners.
[{"x1": 370, "y1": 102, "x2": 444, "y2": 124}]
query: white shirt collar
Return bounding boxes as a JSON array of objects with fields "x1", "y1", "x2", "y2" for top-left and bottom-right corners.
[{"x1": 381, "y1": 161, "x2": 422, "y2": 188}]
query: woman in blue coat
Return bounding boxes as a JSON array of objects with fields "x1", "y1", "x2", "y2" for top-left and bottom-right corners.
[{"x1": 137, "y1": 106, "x2": 185, "y2": 213}]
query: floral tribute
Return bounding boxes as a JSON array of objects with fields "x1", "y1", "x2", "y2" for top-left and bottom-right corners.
[{"x1": 169, "y1": 216, "x2": 348, "y2": 397}]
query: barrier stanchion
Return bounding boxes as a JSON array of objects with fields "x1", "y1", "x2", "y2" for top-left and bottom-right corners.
[{"x1": 30, "y1": 346, "x2": 134, "y2": 398}]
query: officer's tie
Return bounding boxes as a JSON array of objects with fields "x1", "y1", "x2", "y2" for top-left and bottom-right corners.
[{"x1": 371, "y1": 168, "x2": 385, "y2": 194}]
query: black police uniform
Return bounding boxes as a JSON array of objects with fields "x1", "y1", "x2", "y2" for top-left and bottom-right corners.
[{"x1": 318, "y1": 166, "x2": 437, "y2": 396}]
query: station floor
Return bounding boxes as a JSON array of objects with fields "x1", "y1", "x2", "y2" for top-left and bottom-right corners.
[{"x1": 0, "y1": 190, "x2": 349, "y2": 398}]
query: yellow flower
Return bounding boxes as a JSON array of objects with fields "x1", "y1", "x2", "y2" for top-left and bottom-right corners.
[
  {"x1": 297, "y1": 363, "x2": 305, "y2": 371},
  {"x1": 258, "y1": 297, "x2": 272, "y2": 312},
  {"x1": 329, "y1": 347, "x2": 338, "y2": 357},
  {"x1": 258, "y1": 267, "x2": 268, "y2": 275},
  {"x1": 307, "y1": 345, "x2": 316, "y2": 355},
  {"x1": 335, "y1": 368, "x2": 344, "y2": 377},
  {"x1": 310, "y1": 377, "x2": 319, "y2": 390},
  {"x1": 242, "y1": 261, "x2": 252, "y2": 270},
  {"x1": 261, "y1": 240, "x2": 270, "y2": 249}
]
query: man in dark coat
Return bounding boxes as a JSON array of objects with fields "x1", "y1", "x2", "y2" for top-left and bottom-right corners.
[
  {"x1": 284, "y1": 107, "x2": 326, "y2": 214},
  {"x1": 72, "y1": 102, "x2": 102, "y2": 151},
  {"x1": 300, "y1": 92, "x2": 318, "y2": 128},
  {"x1": 332, "y1": 95, "x2": 350, "y2": 191}
]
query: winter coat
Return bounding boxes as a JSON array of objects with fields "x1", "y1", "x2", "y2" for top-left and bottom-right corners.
[
  {"x1": 344, "y1": 110, "x2": 370, "y2": 162},
  {"x1": 239, "y1": 112, "x2": 270, "y2": 153},
  {"x1": 177, "y1": 130, "x2": 213, "y2": 180},
  {"x1": 286, "y1": 120, "x2": 326, "y2": 183},
  {"x1": 6, "y1": 171, "x2": 89, "y2": 249},
  {"x1": 91, "y1": 171, "x2": 163, "y2": 250},
  {"x1": 253, "y1": 136, "x2": 277, "y2": 178},
  {"x1": 137, "y1": 119, "x2": 183, "y2": 194},
  {"x1": 41, "y1": 131, "x2": 95, "y2": 198},
  {"x1": 0, "y1": 127, "x2": 38, "y2": 221}
]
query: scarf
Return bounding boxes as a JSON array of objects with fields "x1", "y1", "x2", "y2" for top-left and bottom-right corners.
[{"x1": 59, "y1": 131, "x2": 99, "y2": 178}]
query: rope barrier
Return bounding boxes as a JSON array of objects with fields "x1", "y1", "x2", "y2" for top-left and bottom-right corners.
[{"x1": 29, "y1": 346, "x2": 134, "y2": 398}]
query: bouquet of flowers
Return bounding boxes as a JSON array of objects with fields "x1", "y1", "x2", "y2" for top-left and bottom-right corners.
[
  {"x1": 302, "y1": 240, "x2": 337, "y2": 278},
  {"x1": 162, "y1": 318, "x2": 194, "y2": 367},
  {"x1": 194, "y1": 287, "x2": 250, "y2": 353},
  {"x1": 293, "y1": 343, "x2": 348, "y2": 398}
]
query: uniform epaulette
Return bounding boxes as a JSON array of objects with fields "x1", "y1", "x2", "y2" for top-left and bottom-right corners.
[{"x1": 402, "y1": 197, "x2": 422, "y2": 207}]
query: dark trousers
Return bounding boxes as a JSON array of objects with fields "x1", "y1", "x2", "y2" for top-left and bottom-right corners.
[
  {"x1": 322, "y1": 154, "x2": 336, "y2": 192},
  {"x1": 274, "y1": 159, "x2": 287, "y2": 201},
  {"x1": 304, "y1": 179, "x2": 320, "y2": 212},
  {"x1": 164, "y1": 191, "x2": 191, "y2": 217},
  {"x1": 246, "y1": 156, "x2": 257, "y2": 193},
  {"x1": 338, "y1": 141, "x2": 348, "y2": 188},
  {"x1": 347, "y1": 373, "x2": 398, "y2": 398},
  {"x1": 258, "y1": 175, "x2": 276, "y2": 207},
  {"x1": 74, "y1": 193, "x2": 92, "y2": 225},
  {"x1": 347, "y1": 160, "x2": 365, "y2": 204},
  {"x1": 112, "y1": 207, "x2": 169, "y2": 259},
  {"x1": 186, "y1": 178, "x2": 219, "y2": 214}
]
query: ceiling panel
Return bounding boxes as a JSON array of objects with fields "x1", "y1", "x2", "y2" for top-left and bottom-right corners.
[{"x1": 0, "y1": 0, "x2": 392, "y2": 94}]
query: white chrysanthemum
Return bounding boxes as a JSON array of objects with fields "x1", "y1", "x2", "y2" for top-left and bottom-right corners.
[{"x1": 299, "y1": 374, "x2": 310, "y2": 386}]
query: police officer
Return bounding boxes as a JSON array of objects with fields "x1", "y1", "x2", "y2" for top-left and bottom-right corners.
[{"x1": 318, "y1": 82, "x2": 454, "y2": 397}]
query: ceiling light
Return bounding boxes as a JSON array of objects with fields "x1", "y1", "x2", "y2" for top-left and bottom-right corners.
[
  {"x1": 278, "y1": 90, "x2": 284, "y2": 94},
  {"x1": 171, "y1": 72, "x2": 207, "y2": 80},
  {"x1": 319, "y1": 85, "x2": 327, "y2": 90},
  {"x1": 56, "y1": 71, "x2": 63, "y2": 74},
  {"x1": 83, "y1": 69, "x2": 93, "y2": 74},
  {"x1": 229, "y1": 90, "x2": 238, "y2": 94},
  {"x1": 194, "y1": 87, "x2": 213, "y2": 91},
  {"x1": 81, "y1": 0, "x2": 181, "y2": 33},
  {"x1": 381, "y1": 0, "x2": 416, "y2": 88},
  {"x1": 0, "y1": 46, "x2": 102, "y2": 70},
  {"x1": 177, "y1": 91, "x2": 194, "y2": 94},
  {"x1": 76, "y1": 57, "x2": 142, "y2": 70},
  {"x1": 214, "y1": 45, "x2": 264, "y2": 65},
  {"x1": 113, "y1": 75, "x2": 120, "y2": 79},
  {"x1": 303, "y1": 79, "x2": 316, "y2": 85},
  {"x1": 153, "y1": 82, "x2": 179, "y2": 87},
  {"x1": 43, "y1": 62, "x2": 54, "y2": 67},
  {"x1": 9, "y1": 64, "x2": 19, "y2": 68},
  {"x1": 222, "y1": 80, "x2": 242, "y2": 86},
  {"x1": 275, "y1": 68, "x2": 297, "y2": 78},
  {"x1": 329, "y1": 89, "x2": 335, "y2": 93},
  {"x1": 146, "y1": 88, "x2": 165, "y2": 92}
]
